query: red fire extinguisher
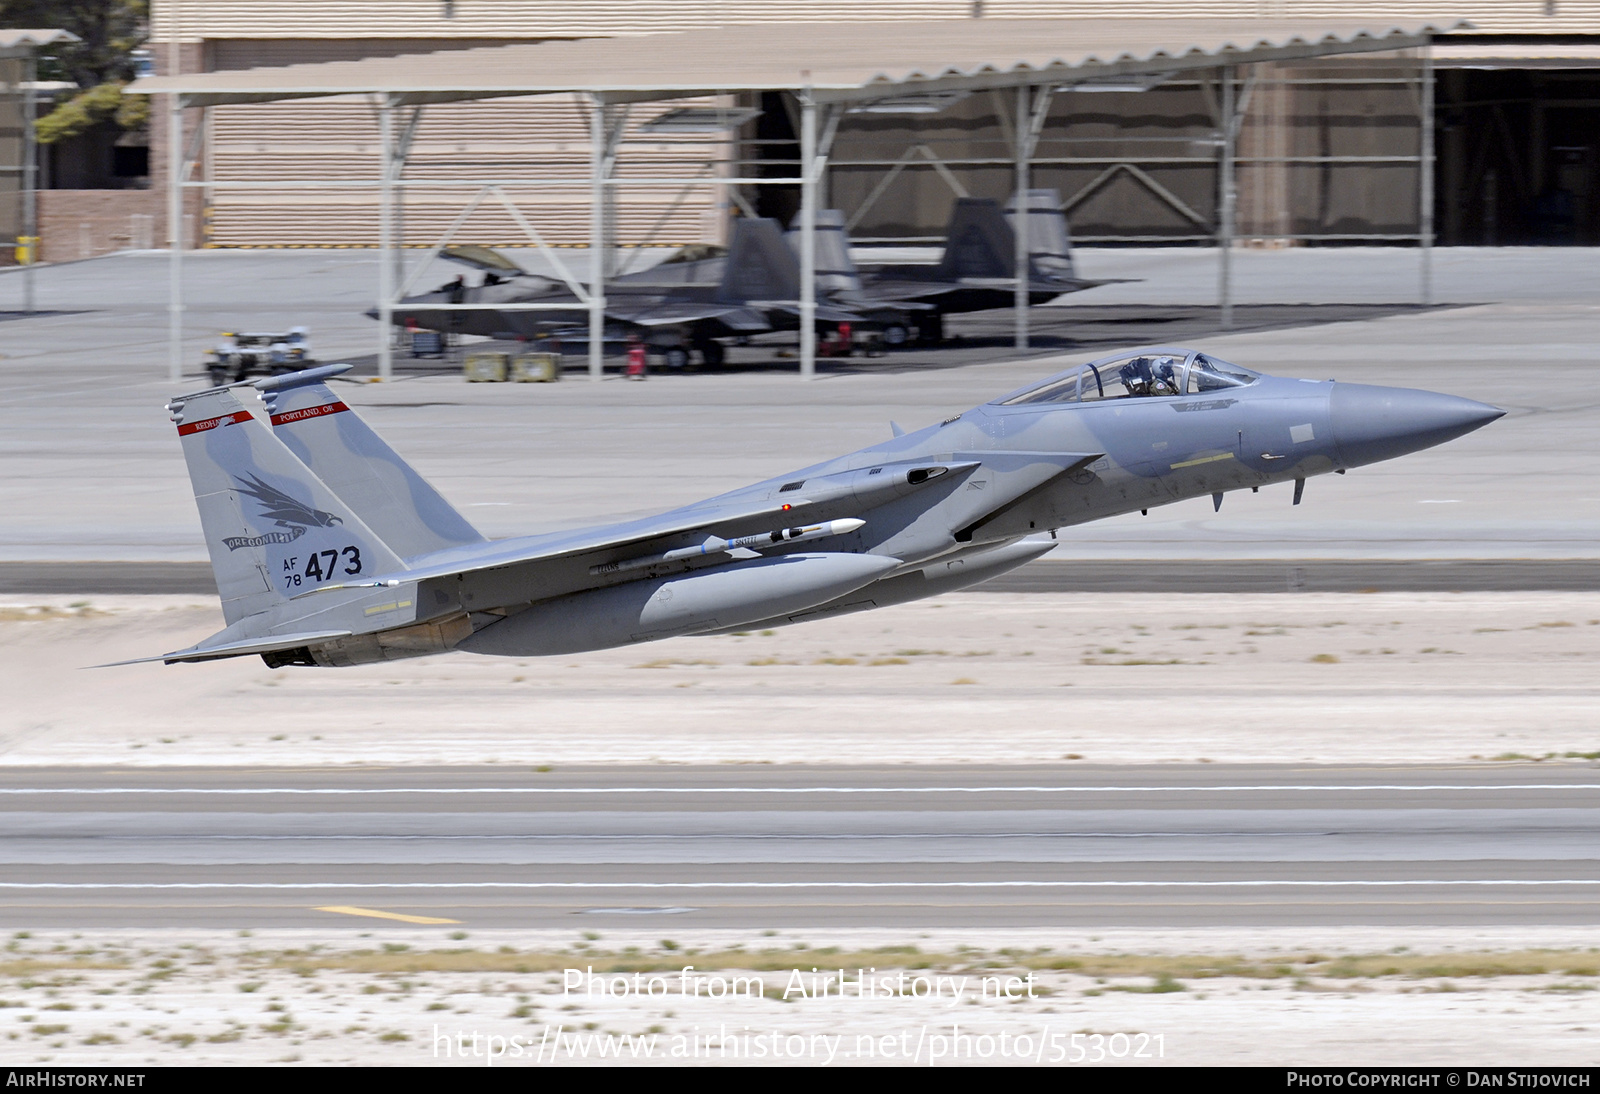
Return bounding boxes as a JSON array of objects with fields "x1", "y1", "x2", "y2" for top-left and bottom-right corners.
[{"x1": 626, "y1": 336, "x2": 648, "y2": 380}]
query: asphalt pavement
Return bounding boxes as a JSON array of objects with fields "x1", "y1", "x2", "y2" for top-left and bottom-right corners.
[
  {"x1": 3, "y1": 764, "x2": 1596, "y2": 930},
  {"x1": 3, "y1": 247, "x2": 1595, "y2": 563}
]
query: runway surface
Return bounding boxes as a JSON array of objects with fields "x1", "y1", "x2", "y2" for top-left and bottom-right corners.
[
  {"x1": 5, "y1": 559, "x2": 1598, "y2": 595},
  {"x1": 3, "y1": 764, "x2": 1598, "y2": 930}
]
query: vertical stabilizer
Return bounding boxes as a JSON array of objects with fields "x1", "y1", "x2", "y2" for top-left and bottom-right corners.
[
  {"x1": 935, "y1": 198, "x2": 1015, "y2": 280},
  {"x1": 785, "y1": 210, "x2": 862, "y2": 294},
  {"x1": 168, "y1": 387, "x2": 406, "y2": 625},
  {"x1": 718, "y1": 217, "x2": 800, "y2": 303},
  {"x1": 257, "y1": 367, "x2": 484, "y2": 559},
  {"x1": 1005, "y1": 188, "x2": 1077, "y2": 280}
]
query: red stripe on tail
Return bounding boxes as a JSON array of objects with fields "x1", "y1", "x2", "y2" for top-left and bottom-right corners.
[
  {"x1": 176, "y1": 411, "x2": 254, "y2": 436},
  {"x1": 270, "y1": 402, "x2": 350, "y2": 427}
]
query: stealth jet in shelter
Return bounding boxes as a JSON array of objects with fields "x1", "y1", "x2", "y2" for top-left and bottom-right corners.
[
  {"x1": 384, "y1": 189, "x2": 1115, "y2": 363},
  {"x1": 117, "y1": 348, "x2": 1502, "y2": 669},
  {"x1": 830, "y1": 189, "x2": 1121, "y2": 345},
  {"x1": 383, "y1": 216, "x2": 872, "y2": 368}
]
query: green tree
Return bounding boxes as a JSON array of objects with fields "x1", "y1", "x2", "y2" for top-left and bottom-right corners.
[{"x1": 0, "y1": 1, "x2": 148, "y2": 143}]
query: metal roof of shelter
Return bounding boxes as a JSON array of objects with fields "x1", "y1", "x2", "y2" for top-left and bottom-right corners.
[{"x1": 130, "y1": 17, "x2": 1467, "y2": 105}]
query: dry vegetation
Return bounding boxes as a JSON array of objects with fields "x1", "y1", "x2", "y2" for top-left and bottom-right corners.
[{"x1": 1, "y1": 930, "x2": 1598, "y2": 1065}]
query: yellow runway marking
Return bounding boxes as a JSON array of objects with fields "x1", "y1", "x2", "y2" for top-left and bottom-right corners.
[{"x1": 314, "y1": 905, "x2": 461, "y2": 925}]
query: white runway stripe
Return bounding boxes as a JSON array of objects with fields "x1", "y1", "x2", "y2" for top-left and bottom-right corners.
[
  {"x1": 0, "y1": 785, "x2": 1595, "y2": 796},
  {"x1": 0, "y1": 879, "x2": 1596, "y2": 890}
]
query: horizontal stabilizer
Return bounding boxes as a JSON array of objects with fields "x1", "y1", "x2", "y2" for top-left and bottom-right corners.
[{"x1": 94, "y1": 629, "x2": 354, "y2": 667}]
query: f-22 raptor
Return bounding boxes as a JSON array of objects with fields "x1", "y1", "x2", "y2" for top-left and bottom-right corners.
[
  {"x1": 123, "y1": 349, "x2": 1501, "y2": 667},
  {"x1": 386, "y1": 189, "x2": 1114, "y2": 361},
  {"x1": 384, "y1": 217, "x2": 873, "y2": 368},
  {"x1": 833, "y1": 189, "x2": 1120, "y2": 345}
]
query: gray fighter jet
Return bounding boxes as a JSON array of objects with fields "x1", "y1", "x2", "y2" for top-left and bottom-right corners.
[
  {"x1": 389, "y1": 190, "x2": 1107, "y2": 360},
  {"x1": 117, "y1": 349, "x2": 1501, "y2": 667},
  {"x1": 384, "y1": 217, "x2": 867, "y2": 368},
  {"x1": 834, "y1": 190, "x2": 1121, "y2": 344}
]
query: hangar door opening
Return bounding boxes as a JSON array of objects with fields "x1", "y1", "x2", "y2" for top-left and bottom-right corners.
[{"x1": 1437, "y1": 66, "x2": 1600, "y2": 245}]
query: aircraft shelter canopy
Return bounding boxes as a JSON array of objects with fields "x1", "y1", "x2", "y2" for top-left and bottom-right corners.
[
  {"x1": 127, "y1": 17, "x2": 1467, "y2": 382},
  {"x1": 132, "y1": 18, "x2": 1460, "y2": 105}
]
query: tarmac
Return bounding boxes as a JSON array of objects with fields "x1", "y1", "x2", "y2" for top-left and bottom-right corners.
[
  {"x1": 0, "y1": 245, "x2": 1594, "y2": 566},
  {"x1": 0, "y1": 763, "x2": 1596, "y2": 930}
]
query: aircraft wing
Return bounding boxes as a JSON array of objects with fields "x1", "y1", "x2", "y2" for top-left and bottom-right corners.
[
  {"x1": 757, "y1": 300, "x2": 876, "y2": 323},
  {"x1": 858, "y1": 276, "x2": 1134, "y2": 305},
  {"x1": 605, "y1": 300, "x2": 771, "y2": 331},
  {"x1": 1036, "y1": 276, "x2": 1138, "y2": 292},
  {"x1": 301, "y1": 454, "x2": 980, "y2": 601},
  {"x1": 855, "y1": 279, "x2": 961, "y2": 304},
  {"x1": 301, "y1": 495, "x2": 854, "y2": 598}
]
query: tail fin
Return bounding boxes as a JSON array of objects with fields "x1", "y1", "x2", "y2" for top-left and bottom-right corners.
[
  {"x1": 168, "y1": 386, "x2": 406, "y2": 625},
  {"x1": 1005, "y1": 188, "x2": 1077, "y2": 280},
  {"x1": 256, "y1": 366, "x2": 484, "y2": 560},
  {"x1": 784, "y1": 210, "x2": 862, "y2": 294},
  {"x1": 717, "y1": 217, "x2": 800, "y2": 303},
  {"x1": 935, "y1": 198, "x2": 1015, "y2": 280}
]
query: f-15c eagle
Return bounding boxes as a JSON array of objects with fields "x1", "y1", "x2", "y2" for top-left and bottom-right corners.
[{"x1": 115, "y1": 351, "x2": 1500, "y2": 668}]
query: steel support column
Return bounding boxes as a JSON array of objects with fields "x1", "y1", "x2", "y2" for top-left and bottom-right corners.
[
  {"x1": 21, "y1": 50, "x2": 35, "y2": 313},
  {"x1": 1419, "y1": 42, "x2": 1434, "y2": 306},
  {"x1": 588, "y1": 95, "x2": 606, "y2": 381},
  {"x1": 392, "y1": 106, "x2": 424, "y2": 323},
  {"x1": 167, "y1": 92, "x2": 184, "y2": 385},
  {"x1": 1217, "y1": 66, "x2": 1236, "y2": 331},
  {"x1": 376, "y1": 98, "x2": 395, "y2": 381},
  {"x1": 1014, "y1": 84, "x2": 1029, "y2": 352},
  {"x1": 1009, "y1": 84, "x2": 1052, "y2": 352},
  {"x1": 799, "y1": 87, "x2": 817, "y2": 381}
]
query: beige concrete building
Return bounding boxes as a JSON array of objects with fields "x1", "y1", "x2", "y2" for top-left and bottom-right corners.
[{"x1": 93, "y1": 3, "x2": 1600, "y2": 252}]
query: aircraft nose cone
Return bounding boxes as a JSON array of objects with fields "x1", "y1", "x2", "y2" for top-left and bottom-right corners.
[{"x1": 1330, "y1": 383, "x2": 1504, "y2": 469}]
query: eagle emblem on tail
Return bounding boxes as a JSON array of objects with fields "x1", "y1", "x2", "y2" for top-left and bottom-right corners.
[{"x1": 234, "y1": 474, "x2": 343, "y2": 529}]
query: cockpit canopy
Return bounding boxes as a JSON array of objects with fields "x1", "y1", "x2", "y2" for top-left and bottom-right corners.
[{"x1": 993, "y1": 349, "x2": 1261, "y2": 406}]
